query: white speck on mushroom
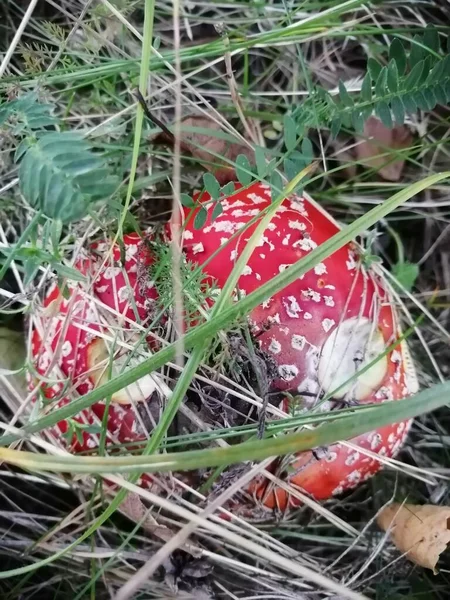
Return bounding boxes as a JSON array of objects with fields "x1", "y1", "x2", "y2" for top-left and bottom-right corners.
[
  {"x1": 231, "y1": 208, "x2": 260, "y2": 218},
  {"x1": 268, "y1": 313, "x2": 281, "y2": 324},
  {"x1": 241, "y1": 265, "x2": 253, "y2": 276},
  {"x1": 345, "y1": 452, "x2": 360, "y2": 466},
  {"x1": 38, "y1": 351, "x2": 51, "y2": 371},
  {"x1": 230, "y1": 249, "x2": 237, "y2": 261},
  {"x1": 61, "y1": 341, "x2": 72, "y2": 357},
  {"x1": 86, "y1": 437, "x2": 97, "y2": 449},
  {"x1": 288, "y1": 220, "x2": 307, "y2": 232},
  {"x1": 247, "y1": 193, "x2": 267, "y2": 204},
  {"x1": 391, "y1": 349, "x2": 402, "y2": 363},
  {"x1": 324, "y1": 295, "x2": 335, "y2": 307},
  {"x1": 262, "y1": 298, "x2": 273, "y2": 309},
  {"x1": 347, "y1": 470, "x2": 361, "y2": 484},
  {"x1": 291, "y1": 334, "x2": 306, "y2": 351},
  {"x1": 326, "y1": 451, "x2": 338, "y2": 462},
  {"x1": 322, "y1": 318, "x2": 335, "y2": 332},
  {"x1": 118, "y1": 286, "x2": 131, "y2": 303},
  {"x1": 183, "y1": 230, "x2": 194, "y2": 240},
  {"x1": 370, "y1": 432, "x2": 383, "y2": 450},
  {"x1": 304, "y1": 312, "x2": 312, "y2": 320},
  {"x1": 314, "y1": 263, "x2": 327, "y2": 275},
  {"x1": 302, "y1": 288, "x2": 321, "y2": 302},
  {"x1": 269, "y1": 339, "x2": 282, "y2": 354},
  {"x1": 283, "y1": 296, "x2": 302, "y2": 318},
  {"x1": 267, "y1": 222, "x2": 277, "y2": 231},
  {"x1": 278, "y1": 264, "x2": 292, "y2": 273},
  {"x1": 278, "y1": 364, "x2": 299, "y2": 382},
  {"x1": 228, "y1": 200, "x2": 246, "y2": 209},
  {"x1": 256, "y1": 235, "x2": 275, "y2": 251},
  {"x1": 204, "y1": 221, "x2": 246, "y2": 234},
  {"x1": 282, "y1": 234, "x2": 291, "y2": 246},
  {"x1": 103, "y1": 266, "x2": 122, "y2": 280},
  {"x1": 95, "y1": 285, "x2": 108, "y2": 294},
  {"x1": 346, "y1": 251, "x2": 357, "y2": 270},
  {"x1": 260, "y1": 253, "x2": 266, "y2": 259},
  {"x1": 324, "y1": 284, "x2": 336, "y2": 290},
  {"x1": 289, "y1": 199, "x2": 308, "y2": 217},
  {"x1": 397, "y1": 422, "x2": 405, "y2": 435},
  {"x1": 332, "y1": 484, "x2": 345, "y2": 496},
  {"x1": 125, "y1": 244, "x2": 138, "y2": 261},
  {"x1": 293, "y1": 237, "x2": 318, "y2": 251},
  {"x1": 387, "y1": 433, "x2": 396, "y2": 444},
  {"x1": 220, "y1": 237, "x2": 229, "y2": 246}
]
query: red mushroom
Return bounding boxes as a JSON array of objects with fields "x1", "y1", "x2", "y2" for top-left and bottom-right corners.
[
  {"x1": 175, "y1": 181, "x2": 419, "y2": 510},
  {"x1": 29, "y1": 233, "x2": 162, "y2": 453}
]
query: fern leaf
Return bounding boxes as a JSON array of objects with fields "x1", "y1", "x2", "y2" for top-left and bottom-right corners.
[{"x1": 18, "y1": 132, "x2": 118, "y2": 223}]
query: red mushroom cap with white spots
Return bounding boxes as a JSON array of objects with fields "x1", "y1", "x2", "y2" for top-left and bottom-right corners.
[
  {"x1": 29, "y1": 234, "x2": 160, "y2": 453},
  {"x1": 177, "y1": 181, "x2": 419, "y2": 508}
]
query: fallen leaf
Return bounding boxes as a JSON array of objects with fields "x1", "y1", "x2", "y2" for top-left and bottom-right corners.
[
  {"x1": 120, "y1": 492, "x2": 201, "y2": 557},
  {"x1": 153, "y1": 115, "x2": 254, "y2": 184},
  {"x1": 377, "y1": 503, "x2": 450, "y2": 573},
  {"x1": 356, "y1": 116, "x2": 413, "y2": 181}
]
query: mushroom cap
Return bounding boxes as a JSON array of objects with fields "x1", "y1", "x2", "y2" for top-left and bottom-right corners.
[
  {"x1": 177, "y1": 181, "x2": 419, "y2": 507},
  {"x1": 30, "y1": 233, "x2": 160, "y2": 453}
]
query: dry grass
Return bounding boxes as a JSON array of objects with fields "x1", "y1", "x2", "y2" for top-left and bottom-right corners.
[{"x1": 0, "y1": 0, "x2": 449, "y2": 599}]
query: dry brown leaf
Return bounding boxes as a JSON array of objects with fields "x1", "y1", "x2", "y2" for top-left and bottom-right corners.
[
  {"x1": 377, "y1": 503, "x2": 450, "y2": 573},
  {"x1": 153, "y1": 115, "x2": 254, "y2": 184},
  {"x1": 356, "y1": 116, "x2": 413, "y2": 181}
]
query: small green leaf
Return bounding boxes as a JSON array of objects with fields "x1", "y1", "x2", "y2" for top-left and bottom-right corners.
[
  {"x1": 211, "y1": 202, "x2": 223, "y2": 221},
  {"x1": 375, "y1": 67, "x2": 388, "y2": 98},
  {"x1": 301, "y1": 137, "x2": 313, "y2": 162},
  {"x1": 402, "y1": 94, "x2": 417, "y2": 114},
  {"x1": 283, "y1": 158, "x2": 298, "y2": 182},
  {"x1": 193, "y1": 206, "x2": 208, "y2": 230},
  {"x1": 235, "y1": 153, "x2": 253, "y2": 186},
  {"x1": 422, "y1": 88, "x2": 436, "y2": 110},
  {"x1": 389, "y1": 39, "x2": 407, "y2": 75},
  {"x1": 434, "y1": 84, "x2": 447, "y2": 106},
  {"x1": 387, "y1": 60, "x2": 399, "y2": 93},
  {"x1": 405, "y1": 61, "x2": 424, "y2": 91},
  {"x1": 351, "y1": 110, "x2": 364, "y2": 133},
  {"x1": 392, "y1": 261, "x2": 419, "y2": 292},
  {"x1": 413, "y1": 91, "x2": 428, "y2": 110},
  {"x1": 330, "y1": 117, "x2": 341, "y2": 138},
  {"x1": 181, "y1": 193, "x2": 195, "y2": 207},
  {"x1": 254, "y1": 146, "x2": 267, "y2": 178},
  {"x1": 375, "y1": 102, "x2": 392, "y2": 129},
  {"x1": 283, "y1": 114, "x2": 297, "y2": 151},
  {"x1": 221, "y1": 181, "x2": 235, "y2": 196},
  {"x1": 423, "y1": 26, "x2": 439, "y2": 55},
  {"x1": 203, "y1": 173, "x2": 220, "y2": 200},
  {"x1": 361, "y1": 72, "x2": 372, "y2": 103},
  {"x1": 368, "y1": 58, "x2": 382, "y2": 81},
  {"x1": 410, "y1": 35, "x2": 424, "y2": 67},
  {"x1": 270, "y1": 171, "x2": 283, "y2": 202},
  {"x1": 52, "y1": 262, "x2": 87, "y2": 282},
  {"x1": 390, "y1": 96, "x2": 405, "y2": 125},
  {"x1": 338, "y1": 80, "x2": 353, "y2": 107}
]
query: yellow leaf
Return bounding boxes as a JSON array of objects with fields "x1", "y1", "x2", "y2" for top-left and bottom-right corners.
[{"x1": 377, "y1": 503, "x2": 450, "y2": 574}]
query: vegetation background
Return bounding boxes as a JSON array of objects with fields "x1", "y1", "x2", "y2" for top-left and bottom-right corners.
[{"x1": 0, "y1": 0, "x2": 449, "y2": 599}]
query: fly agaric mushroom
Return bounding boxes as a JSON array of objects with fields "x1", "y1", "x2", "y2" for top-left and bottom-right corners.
[
  {"x1": 29, "y1": 233, "x2": 163, "y2": 452},
  {"x1": 176, "y1": 181, "x2": 419, "y2": 509}
]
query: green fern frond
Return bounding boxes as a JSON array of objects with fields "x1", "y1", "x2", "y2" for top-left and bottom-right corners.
[
  {"x1": 0, "y1": 92, "x2": 57, "y2": 134},
  {"x1": 293, "y1": 27, "x2": 450, "y2": 136},
  {"x1": 18, "y1": 132, "x2": 119, "y2": 223}
]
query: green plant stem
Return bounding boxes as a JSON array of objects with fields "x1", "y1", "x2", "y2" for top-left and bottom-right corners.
[{"x1": 1, "y1": 380, "x2": 449, "y2": 477}]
